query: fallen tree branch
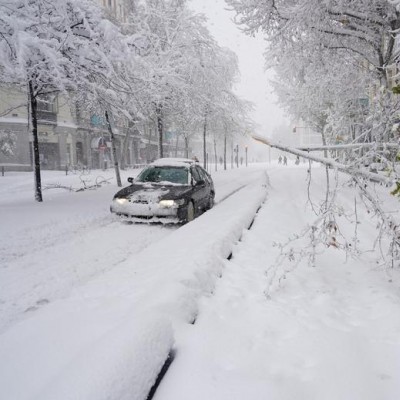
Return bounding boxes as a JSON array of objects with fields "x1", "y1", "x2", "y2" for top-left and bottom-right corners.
[
  {"x1": 252, "y1": 134, "x2": 393, "y2": 185},
  {"x1": 43, "y1": 176, "x2": 112, "y2": 192},
  {"x1": 296, "y1": 142, "x2": 400, "y2": 152},
  {"x1": 255, "y1": 134, "x2": 400, "y2": 279}
]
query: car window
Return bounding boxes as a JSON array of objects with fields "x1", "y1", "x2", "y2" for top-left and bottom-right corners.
[
  {"x1": 190, "y1": 166, "x2": 202, "y2": 183},
  {"x1": 196, "y1": 166, "x2": 211, "y2": 184},
  {"x1": 137, "y1": 166, "x2": 189, "y2": 184}
]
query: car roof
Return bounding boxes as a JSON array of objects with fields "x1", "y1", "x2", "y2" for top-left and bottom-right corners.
[{"x1": 150, "y1": 158, "x2": 197, "y2": 167}]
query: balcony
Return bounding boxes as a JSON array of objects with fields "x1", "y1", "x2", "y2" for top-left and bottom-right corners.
[
  {"x1": 36, "y1": 94, "x2": 58, "y2": 125},
  {"x1": 36, "y1": 110, "x2": 57, "y2": 125}
]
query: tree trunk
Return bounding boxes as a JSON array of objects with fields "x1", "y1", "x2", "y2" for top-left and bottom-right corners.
[
  {"x1": 231, "y1": 140, "x2": 234, "y2": 169},
  {"x1": 29, "y1": 80, "x2": 42, "y2": 202},
  {"x1": 320, "y1": 129, "x2": 328, "y2": 158},
  {"x1": 146, "y1": 124, "x2": 153, "y2": 163},
  {"x1": 320, "y1": 127, "x2": 330, "y2": 210},
  {"x1": 214, "y1": 138, "x2": 217, "y2": 172},
  {"x1": 120, "y1": 121, "x2": 133, "y2": 170},
  {"x1": 203, "y1": 112, "x2": 207, "y2": 169},
  {"x1": 105, "y1": 110, "x2": 122, "y2": 187},
  {"x1": 156, "y1": 104, "x2": 163, "y2": 158},
  {"x1": 184, "y1": 135, "x2": 189, "y2": 158},
  {"x1": 224, "y1": 132, "x2": 227, "y2": 170},
  {"x1": 174, "y1": 132, "x2": 180, "y2": 157}
]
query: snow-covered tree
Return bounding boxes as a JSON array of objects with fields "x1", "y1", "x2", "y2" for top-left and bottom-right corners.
[
  {"x1": 122, "y1": 0, "x2": 200, "y2": 157},
  {"x1": 227, "y1": 0, "x2": 400, "y2": 86},
  {"x1": 229, "y1": 0, "x2": 400, "y2": 269},
  {"x1": 121, "y1": 0, "x2": 252, "y2": 163},
  {"x1": 0, "y1": 0, "x2": 121, "y2": 200},
  {"x1": 227, "y1": 0, "x2": 400, "y2": 152},
  {"x1": 176, "y1": 37, "x2": 251, "y2": 168}
]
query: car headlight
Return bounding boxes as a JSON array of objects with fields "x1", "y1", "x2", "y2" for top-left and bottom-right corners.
[
  {"x1": 115, "y1": 198, "x2": 128, "y2": 205},
  {"x1": 159, "y1": 199, "x2": 185, "y2": 208}
]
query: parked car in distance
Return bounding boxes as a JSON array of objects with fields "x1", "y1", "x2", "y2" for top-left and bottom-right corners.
[{"x1": 110, "y1": 158, "x2": 215, "y2": 224}]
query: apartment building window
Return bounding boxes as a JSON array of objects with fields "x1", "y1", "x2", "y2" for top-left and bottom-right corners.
[
  {"x1": 37, "y1": 94, "x2": 58, "y2": 113},
  {"x1": 387, "y1": 65, "x2": 398, "y2": 90},
  {"x1": 36, "y1": 94, "x2": 58, "y2": 124}
]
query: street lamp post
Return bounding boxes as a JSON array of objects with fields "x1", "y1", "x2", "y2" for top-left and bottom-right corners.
[
  {"x1": 236, "y1": 144, "x2": 239, "y2": 168},
  {"x1": 245, "y1": 145, "x2": 248, "y2": 167}
]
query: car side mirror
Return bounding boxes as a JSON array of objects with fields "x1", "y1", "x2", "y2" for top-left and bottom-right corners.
[
  {"x1": 127, "y1": 177, "x2": 134, "y2": 184},
  {"x1": 195, "y1": 179, "x2": 205, "y2": 186}
]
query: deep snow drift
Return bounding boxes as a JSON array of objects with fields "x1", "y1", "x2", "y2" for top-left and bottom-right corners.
[
  {"x1": 156, "y1": 165, "x2": 400, "y2": 400},
  {"x1": 1, "y1": 163, "x2": 400, "y2": 400}
]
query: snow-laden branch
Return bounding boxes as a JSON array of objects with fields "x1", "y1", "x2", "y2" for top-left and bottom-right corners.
[
  {"x1": 297, "y1": 142, "x2": 400, "y2": 152},
  {"x1": 252, "y1": 134, "x2": 393, "y2": 185}
]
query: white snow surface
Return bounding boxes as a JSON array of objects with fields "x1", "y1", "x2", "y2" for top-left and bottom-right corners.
[
  {"x1": 1, "y1": 163, "x2": 400, "y2": 400},
  {"x1": 0, "y1": 165, "x2": 266, "y2": 400}
]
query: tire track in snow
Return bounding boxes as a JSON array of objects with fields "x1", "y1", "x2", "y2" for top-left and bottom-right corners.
[
  {"x1": 145, "y1": 178, "x2": 269, "y2": 400},
  {"x1": 0, "y1": 178, "x2": 260, "y2": 335},
  {"x1": 0, "y1": 221, "x2": 175, "y2": 334},
  {"x1": 215, "y1": 184, "x2": 247, "y2": 204},
  {"x1": 0, "y1": 214, "x2": 118, "y2": 265}
]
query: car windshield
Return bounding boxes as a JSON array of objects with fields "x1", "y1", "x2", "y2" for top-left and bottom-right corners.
[{"x1": 136, "y1": 166, "x2": 189, "y2": 185}]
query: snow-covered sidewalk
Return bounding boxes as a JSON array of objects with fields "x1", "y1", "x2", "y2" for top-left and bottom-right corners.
[{"x1": 155, "y1": 165, "x2": 400, "y2": 400}]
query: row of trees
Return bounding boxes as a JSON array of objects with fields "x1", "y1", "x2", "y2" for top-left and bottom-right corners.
[
  {"x1": 227, "y1": 0, "x2": 400, "y2": 269},
  {"x1": 227, "y1": 0, "x2": 400, "y2": 151},
  {"x1": 0, "y1": 0, "x2": 252, "y2": 201}
]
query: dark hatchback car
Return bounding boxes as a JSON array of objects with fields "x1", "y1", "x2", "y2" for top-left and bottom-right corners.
[{"x1": 110, "y1": 158, "x2": 215, "y2": 223}]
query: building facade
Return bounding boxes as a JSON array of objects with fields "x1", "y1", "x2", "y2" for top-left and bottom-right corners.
[
  {"x1": 0, "y1": 83, "x2": 149, "y2": 170},
  {"x1": 0, "y1": 0, "x2": 186, "y2": 171}
]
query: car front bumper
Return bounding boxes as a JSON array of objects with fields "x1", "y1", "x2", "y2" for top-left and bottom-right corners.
[{"x1": 110, "y1": 199, "x2": 187, "y2": 223}]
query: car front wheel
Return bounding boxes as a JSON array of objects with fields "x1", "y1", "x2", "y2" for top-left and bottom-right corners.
[
  {"x1": 207, "y1": 193, "x2": 214, "y2": 210},
  {"x1": 186, "y1": 201, "x2": 195, "y2": 223}
]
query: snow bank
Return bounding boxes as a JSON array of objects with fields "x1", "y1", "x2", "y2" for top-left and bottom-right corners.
[
  {"x1": 0, "y1": 169, "x2": 268, "y2": 400},
  {"x1": 154, "y1": 166, "x2": 400, "y2": 400},
  {"x1": 1, "y1": 310, "x2": 173, "y2": 400}
]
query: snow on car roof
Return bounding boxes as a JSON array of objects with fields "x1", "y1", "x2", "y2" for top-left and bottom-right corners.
[{"x1": 150, "y1": 158, "x2": 196, "y2": 167}]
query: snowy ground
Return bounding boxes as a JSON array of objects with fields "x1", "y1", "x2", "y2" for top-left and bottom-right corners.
[
  {"x1": 1, "y1": 163, "x2": 400, "y2": 400},
  {"x1": 156, "y1": 165, "x2": 400, "y2": 400}
]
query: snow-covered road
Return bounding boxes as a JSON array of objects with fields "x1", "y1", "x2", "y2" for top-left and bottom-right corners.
[
  {"x1": 0, "y1": 166, "x2": 262, "y2": 333},
  {"x1": 1, "y1": 163, "x2": 400, "y2": 400},
  {"x1": 0, "y1": 164, "x2": 268, "y2": 400},
  {"x1": 1, "y1": 169, "x2": 169, "y2": 333}
]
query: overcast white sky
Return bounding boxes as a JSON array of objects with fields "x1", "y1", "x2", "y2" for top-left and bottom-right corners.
[{"x1": 189, "y1": 0, "x2": 287, "y2": 136}]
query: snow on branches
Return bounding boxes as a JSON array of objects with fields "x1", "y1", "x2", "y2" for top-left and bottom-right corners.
[
  {"x1": 0, "y1": 0, "x2": 252, "y2": 200},
  {"x1": 230, "y1": 0, "x2": 400, "y2": 270},
  {"x1": 228, "y1": 0, "x2": 400, "y2": 140}
]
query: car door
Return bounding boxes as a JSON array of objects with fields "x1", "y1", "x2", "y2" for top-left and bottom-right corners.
[
  {"x1": 190, "y1": 166, "x2": 208, "y2": 211},
  {"x1": 197, "y1": 166, "x2": 214, "y2": 193}
]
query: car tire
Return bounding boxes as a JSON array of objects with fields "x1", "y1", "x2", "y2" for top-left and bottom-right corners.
[
  {"x1": 207, "y1": 194, "x2": 214, "y2": 210},
  {"x1": 186, "y1": 201, "x2": 195, "y2": 223}
]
